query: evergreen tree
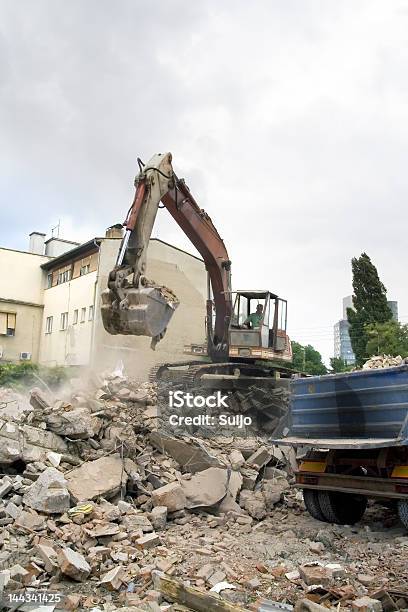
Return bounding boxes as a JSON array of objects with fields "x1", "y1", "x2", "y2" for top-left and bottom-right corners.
[{"x1": 347, "y1": 253, "x2": 393, "y2": 365}]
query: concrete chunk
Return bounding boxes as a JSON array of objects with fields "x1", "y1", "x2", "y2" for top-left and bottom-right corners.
[
  {"x1": 99, "y1": 565, "x2": 125, "y2": 590},
  {"x1": 182, "y1": 468, "x2": 228, "y2": 509},
  {"x1": 352, "y1": 597, "x2": 383, "y2": 612},
  {"x1": 136, "y1": 533, "x2": 161, "y2": 549},
  {"x1": 45, "y1": 408, "x2": 102, "y2": 439},
  {"x1": 151, "y1": 482, "x2": 186, "y2": 512},
  {"x1": 66, "y1": 455, "x2": 127, "y2": 502},
  {"x1": 150, "y1": 506, "x2": 167, "y2": 530},
  {"x1": 35, "y1": 542, "x2": 59, "y2": 573},
  {"x1": 246, "y1": 446, "x2": 273, "y2": 470},
  {"x1": 23, "y1": 468, "x2": 70, "y2": 514},
  {"x1": 58, "y1": 547, "x2": 91, "y2": 582},
  {"x1": 149, "y1": 432, "x2": 225, "y2": 473}
]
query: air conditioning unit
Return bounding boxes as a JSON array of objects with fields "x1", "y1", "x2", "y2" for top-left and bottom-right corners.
[{"x1": 20, "y1": 352, "x2": 32, "y2": 361}]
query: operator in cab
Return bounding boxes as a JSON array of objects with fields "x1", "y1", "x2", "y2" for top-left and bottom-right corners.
[{"x1": 243, "y1": 304, "x2": 264, "y2": 328}]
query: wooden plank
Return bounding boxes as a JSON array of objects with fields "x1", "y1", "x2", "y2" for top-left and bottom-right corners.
[{"x1": 152, "y1": 571, "x2": 250, "y2": 612}]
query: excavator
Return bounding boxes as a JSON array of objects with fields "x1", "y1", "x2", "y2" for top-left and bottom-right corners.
[{"x1": 101, "y1": 152, "x2": 293, "y2": 432}]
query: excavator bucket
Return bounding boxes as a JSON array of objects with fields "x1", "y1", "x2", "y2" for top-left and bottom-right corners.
[{"x1": 101, "y1": 285, "x2": 179, "y2": 343}]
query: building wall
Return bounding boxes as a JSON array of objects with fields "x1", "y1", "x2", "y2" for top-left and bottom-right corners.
[
  {"x1": 0, "y1": 248, "x2": 50, "y2": 362},
  {"x1": 39, "y1": 272, "x2": 97, "y2": 366},
  {"x1": 0, "y1": 248, "x2": 49, "y2": 305},
  {"x1": 92, "y1": 238, "x2": 207, "y2": 379},
  {"x1": 0, "y1": 301, "x2": 43, "y2": 362}
]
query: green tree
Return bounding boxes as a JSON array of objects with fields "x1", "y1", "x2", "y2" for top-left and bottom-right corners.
[
  {"x1": 292, "y1": 341, "x2": 327, "y2": 375},
  {"x1": 329, "y1": 357, "x2": 354, "y2": 373},
  {"x1": 347, "y1": 253, "x2": 393, "y2": 365},
  {"x1": 365, "y1": 320, "x2": 408, "y2": 357}
]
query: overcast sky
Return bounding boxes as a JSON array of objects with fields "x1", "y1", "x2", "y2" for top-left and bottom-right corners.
[{"x1": 1, "y1": 0, "x2": 407, "y2": 364}]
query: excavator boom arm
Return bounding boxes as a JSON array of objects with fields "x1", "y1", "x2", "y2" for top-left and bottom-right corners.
[{"x1": 101, "y1": 152, "x2": 232, "y2": 360}]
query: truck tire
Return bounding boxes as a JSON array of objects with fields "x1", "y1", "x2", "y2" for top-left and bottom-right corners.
[
  {"x1": 318, "y1": 491, "x2": 367, "y2": 525},
  {"x1": 397, "y1": 500, "x2": 408, "y2": 528},
  {"x1": 303, "y1": 489, "x2": 328, "y2": 522}
]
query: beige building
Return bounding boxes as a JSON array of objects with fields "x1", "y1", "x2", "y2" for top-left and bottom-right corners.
[{"x1": 0, "y1": 230, "x2": 206, "y2": 379}]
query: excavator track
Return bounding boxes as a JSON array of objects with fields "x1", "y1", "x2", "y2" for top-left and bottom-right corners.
[{"x1": 150, "y1": 360, "x2": 292, "y2": 438}]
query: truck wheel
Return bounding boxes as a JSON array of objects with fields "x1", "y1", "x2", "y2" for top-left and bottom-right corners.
[
  {"x1": 303, "y1": 490, "x2": 328, "y2": 522},
  {"x1": 318, "y1": 491, "x2": 367, "y2": 525},
  {"x1": 397, "y1": 500, "x2": 408, "y2": 528}
]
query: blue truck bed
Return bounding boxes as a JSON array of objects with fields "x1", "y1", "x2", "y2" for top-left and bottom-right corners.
[{"x1": 274, "y1": 364, "x2": 408, "y2": 449}]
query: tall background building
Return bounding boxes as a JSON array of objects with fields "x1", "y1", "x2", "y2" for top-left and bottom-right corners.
[{"x1": 333, "y1": 296, "x2": 398, "y2": 364}]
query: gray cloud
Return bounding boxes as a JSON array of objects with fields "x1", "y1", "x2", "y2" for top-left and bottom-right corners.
[{"x1": 1, "y1": 0, "x2": 408, "y2": 362}]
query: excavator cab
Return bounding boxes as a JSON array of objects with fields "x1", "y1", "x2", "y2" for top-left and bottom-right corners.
[{"x1": 229, "y1": 291, "x2": 291, "y2": 362}]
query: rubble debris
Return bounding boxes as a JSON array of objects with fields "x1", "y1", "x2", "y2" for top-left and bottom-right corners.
[
  {"x1": 363, "y1": 354, "x2": 407, "y2": 369},
  {"x1": 0, "y1": 369, "x2": 403, "y2": 609}
]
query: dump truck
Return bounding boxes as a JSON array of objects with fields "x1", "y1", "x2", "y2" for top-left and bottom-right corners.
[
  {"x1": 274, "y1": 364, "x2": 408, "y2": 527},
  {"x1": 101, "y1": 152, "x2": 294, "y2": 430}
]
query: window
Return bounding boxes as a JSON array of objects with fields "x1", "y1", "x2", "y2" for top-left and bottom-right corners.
[
  {"x1": 0, "y1": 312, "x2": 16, "y2": 336},
  {"x1": 57, "y1": 268, "x2": 71, "y2": 285},
  {"x1": 80, "y1": 307, "x2": 86, "y2": 323},
  {"x1": 88, "y1": 305, "x2": 94, "y2": 321},
  {"x1": 73, "y1": 309, "x2": 78, "y2": 325},
  {"x1": 80, "y1": 264, "x2": 90, "y2": 276},
  {"x1": 47, "y1": 273, "x2": 53, "y2": 289},
  {"x1": 45, "y1": 316, "x2": 53, "y2": 334},
  {"x1": 60, "y1": 312, "x2": 68, "y2": 331}
]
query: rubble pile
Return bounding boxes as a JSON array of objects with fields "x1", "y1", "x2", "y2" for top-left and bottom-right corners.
[
  {"x1": 0, "y1": 372, "x2": 406, "y2": 610},
  {"x1": 363, "y1": 355, "x2": 408, "y2": 369}
]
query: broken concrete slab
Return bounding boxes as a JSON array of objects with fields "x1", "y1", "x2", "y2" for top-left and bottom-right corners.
[
  {"x1": 23, "y1": 467, "x2": 70, "y2": 514},
  {"x1": 149, "y1": 432, "x2": 225, "y2": 473},
  {"x1": 0, "y1": 422, "x2": 68, "y2": 464},
  {"x1": 151, "y1": 482, "x2": 186, "y2": 512},
  {"x1": 66, "y1": 455, "x2": 127, "y2": 502},
  {"x1": 121, "y1": 513, "x2": 153, "y2": 532},
  {"x1": 218, "y1": 470, "x2": 243, "y2": 514},
  {"x1": 86, "y1": 522, "x2": 120, "y2": 538},
  {"x1": 44, "y1": 407, "x2": 102, "y2": 440},
  {"x1": 14, "y1": 510, "x2": 45, "y2": 531},
  {"x1": 182, "y1": 468, "x2": 228, "y2": 509},
  {"x1": 30, "y1": 388, "x2": 53, "y2": 411}
]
